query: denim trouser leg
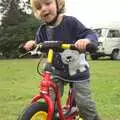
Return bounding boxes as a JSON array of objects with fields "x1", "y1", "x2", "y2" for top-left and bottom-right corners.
[{"x1": 73, "y1": 80, "x2": 97, "y2": 120}]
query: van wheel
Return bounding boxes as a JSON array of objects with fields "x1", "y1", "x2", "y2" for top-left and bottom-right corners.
[
  {"x1": 90, "y1": 54, "x2": 98, "y2": 60},
  {"x1": 111, "y1": 50, "x2": 120, "y2": 60}
]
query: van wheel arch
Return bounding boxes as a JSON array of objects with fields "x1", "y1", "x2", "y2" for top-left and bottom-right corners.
[{"x1": 111, "y1": 49, "x2": 120, "y2": 60}]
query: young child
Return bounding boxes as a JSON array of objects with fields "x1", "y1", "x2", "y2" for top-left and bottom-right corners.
[{"x1": 24, "y1": 0, "x2": 100, "y2": 119}]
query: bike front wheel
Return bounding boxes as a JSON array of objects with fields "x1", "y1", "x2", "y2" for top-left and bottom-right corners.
[{"x1": 18, "y1": 102, "x2": 48, "y2": 120}]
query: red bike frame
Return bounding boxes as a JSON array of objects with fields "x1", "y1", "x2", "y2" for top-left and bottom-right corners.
[
  {"x1": 31, "y1": 69, "x2": 78, "y2": 120},
  {"x1": 19, "y1": 41, "x2": 97, "y2": 120},
  {"x1": 32, "y1": 71, "x2": 67, "y2": 120},
  {"x1": 29, "y1": 43, "x2": 81, "y2": 120}
]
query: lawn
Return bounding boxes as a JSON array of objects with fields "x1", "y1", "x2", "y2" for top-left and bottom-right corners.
[{"x1": 0, "y1": 58, "x2": 120, "y2": 120}]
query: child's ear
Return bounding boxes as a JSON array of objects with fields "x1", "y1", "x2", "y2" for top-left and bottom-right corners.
[{"x1": 34, "y1": 12, "x2": 40, "y2": 20}]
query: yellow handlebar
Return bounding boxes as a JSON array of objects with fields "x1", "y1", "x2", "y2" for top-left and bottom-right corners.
[
  {"x1": 47, "y1": 44, "x2": 72, "y2": 64},
  {"x1": 61, "y1": 44, "x2": 71, "y2": 49},
  {"x1": 47, "y1": 49, "x2": 53, "y2": 63}
]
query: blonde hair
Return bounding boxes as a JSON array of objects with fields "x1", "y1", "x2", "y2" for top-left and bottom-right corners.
[
  {"x1": 56, "y1": 0, "x2": 65, "y2": 13},
  {"x1": 30, "y1": 0, "x2": 65, "y2": 18}
]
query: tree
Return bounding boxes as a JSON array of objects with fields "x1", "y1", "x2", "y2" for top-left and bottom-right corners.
[
  {"x1": 0, "y1": 0, "x2": 28, "y2": 27},
  {"x1": 0, "y1": 0, "x2": 40, "y2": 58}
]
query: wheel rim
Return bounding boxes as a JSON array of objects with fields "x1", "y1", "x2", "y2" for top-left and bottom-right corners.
[
  {"x1": 31, "y1": 111, "x2": 47, "y2": 120},
  {"x1": 113, "y1": 51, "x2": 120, "y2": 60}
]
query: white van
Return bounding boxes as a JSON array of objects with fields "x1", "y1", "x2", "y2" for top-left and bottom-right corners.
[{"x1": 90, "y1": 24, "x2": 120, "y2": 60}]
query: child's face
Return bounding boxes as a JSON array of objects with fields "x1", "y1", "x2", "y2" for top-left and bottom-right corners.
[{"x1": 33, "y1": 0, "x2": 57, "y2": 23}]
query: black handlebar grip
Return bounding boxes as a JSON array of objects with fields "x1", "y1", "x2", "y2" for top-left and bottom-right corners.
[
  {"x1": 86, "y1": 43, "x2": 98, "y2": 53},
  {"x1": 18, "y1": 43, "x2": 27, "y2": 53},
  {"x1": 40, "y1": 41, "x2": 63, "y2": 52}
]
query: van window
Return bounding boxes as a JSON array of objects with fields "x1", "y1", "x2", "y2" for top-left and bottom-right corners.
[
  {"x1": 107, "y1": 30, "x2": 120, "y2": 38},
  {"x1": 93, "y1": 29, "x2": 102, "y2": 37}
]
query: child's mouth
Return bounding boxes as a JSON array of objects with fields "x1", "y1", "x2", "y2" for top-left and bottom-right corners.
[{"x1": 44, "y1": 13, "x2": 50, "y2": 18}]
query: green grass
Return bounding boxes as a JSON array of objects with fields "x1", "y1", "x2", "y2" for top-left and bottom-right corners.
[
  {"x1": 90, "y1": 60, "x2": 120, "y2": 120},
  {"x1": 0, "y1": 59, "x2": 120, "y2": 120}
]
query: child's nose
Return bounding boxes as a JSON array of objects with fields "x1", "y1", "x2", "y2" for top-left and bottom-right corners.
[{"x1": 41, "y1": 5, "x2": 47, "y2": 11}]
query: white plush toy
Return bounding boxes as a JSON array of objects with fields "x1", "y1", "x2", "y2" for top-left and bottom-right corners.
[{"x1": 60, "y1": 49, "x2": 89, "y2": 76}]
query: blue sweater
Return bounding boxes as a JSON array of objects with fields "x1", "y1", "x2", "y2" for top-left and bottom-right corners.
[{"x1": 35, "y1": 15, "x2": 98, "y2": 82}]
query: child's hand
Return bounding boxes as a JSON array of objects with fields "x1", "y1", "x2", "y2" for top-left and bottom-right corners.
[
  {"x1": 74, "y1": 39, "x2": 91, "y2": 50},
  {"x1": 24, "y1": 40, "x2": 36, "y2": 51}
]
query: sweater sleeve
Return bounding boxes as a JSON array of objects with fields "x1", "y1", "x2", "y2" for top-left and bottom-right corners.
[
  {"x1": 72, "y1": 17, "x2": 98, "y2": 45},
  {"x1": 35, "y1": 24, "x2": 47, "y2": 43},
  {"x1": 35, "y1": 27, "x2": 42, "y2": 44}
]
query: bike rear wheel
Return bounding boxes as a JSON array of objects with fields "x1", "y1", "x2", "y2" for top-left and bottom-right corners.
[{"x1": 18, "y1": 102, "x2": 48, "y2": 120}]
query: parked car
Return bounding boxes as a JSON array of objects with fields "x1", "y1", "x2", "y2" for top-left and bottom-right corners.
[{"x1": 90, "y1": 24, "x2": 120, "y2": 60}]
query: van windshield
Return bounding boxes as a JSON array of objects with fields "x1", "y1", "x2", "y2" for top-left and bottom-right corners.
[{"x1": 93, "y1": 29, "x2": 102, "y2": 37}]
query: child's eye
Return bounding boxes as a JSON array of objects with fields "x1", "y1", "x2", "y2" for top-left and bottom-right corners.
[
  {"x1": 35, "y1": 5, "x2": 41, "y2": 10},
  {"x1": 45, "y1": 2, "x2": 51, "y2": 5},
  {"x1": 34, "y1": 2, "x2": 41, "y2": 10},
  {"x1": 44, "y1": 0, "x2": 52, "y2": 6}
]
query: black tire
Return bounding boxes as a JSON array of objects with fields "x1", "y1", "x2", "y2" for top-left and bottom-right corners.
[
  {"x1": 90, "y1": 54, "x2": 98, "y2": 60},
  {"x1": 111, "y1": 50, "x2": 120, "y2": 60},
  {"x1": 18, "y1": 102, "x2": 48, "y2": 120}
]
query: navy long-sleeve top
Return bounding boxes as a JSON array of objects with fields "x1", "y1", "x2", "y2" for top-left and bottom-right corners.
[{"x1": 35, "y1": 15, "x2": 98, "y2": 82}]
